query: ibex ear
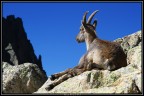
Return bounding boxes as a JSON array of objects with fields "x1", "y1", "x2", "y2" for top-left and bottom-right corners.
[{"x1": 93, "y1": 19, "x2": 97, "y2": 29}]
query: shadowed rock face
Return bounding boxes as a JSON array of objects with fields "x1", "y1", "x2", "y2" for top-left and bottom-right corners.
[
  {"x1": 2, "y1": 15, "x2": 43, "y2": 70},
  {"x1": 2, "y1": 15, "x2": 47, "y2": 94}
]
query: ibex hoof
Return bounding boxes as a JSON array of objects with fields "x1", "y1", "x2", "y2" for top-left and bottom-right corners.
[
  {"x1": 50, "y1": 75, "x2": 56, "y2": 80},
  {"x1": 45, "y1": 84, "x2": 54, "y2": 91}
]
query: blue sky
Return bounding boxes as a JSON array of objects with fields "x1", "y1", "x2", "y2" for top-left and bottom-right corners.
[{"x1": 2, "y1": 2, "x2": 142, "y2": 76}]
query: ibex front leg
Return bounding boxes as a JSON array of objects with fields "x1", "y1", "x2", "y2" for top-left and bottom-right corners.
[
  {"x1": 46, "y1": 74, "x2": 71, "y2": 90},
  {"x1": 46, "y1": 68, "x2": 85, "y2": 91},
  {"x1": 50, "y1": 55, "x2": 85, "y2": 80},
  {"x1": 50, "y1": 68, "x2": 71, "y2": 80}
]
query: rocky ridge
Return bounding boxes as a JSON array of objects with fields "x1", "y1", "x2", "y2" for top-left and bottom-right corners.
[
  {"x1": 2, "y1": 15, "x2": 47, "y2": 94},
  {"x1": 2, "y1": 15, "x2": 43, "y2": 70},
  {"x1": 35, "y1": 31, "x2": 142, "y2": 94}
]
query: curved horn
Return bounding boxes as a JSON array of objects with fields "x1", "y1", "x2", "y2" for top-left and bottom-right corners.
[
  {"x1": 87, "y1": 10, "x2": 99, "y2": 24},
  {"x1": 83, "y1": 11, "x2": 89, "y2": 24}
]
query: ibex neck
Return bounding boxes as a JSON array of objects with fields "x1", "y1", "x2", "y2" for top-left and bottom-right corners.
[{"x1": 85, "y1": 35, "x2": 96, "y2": 50}]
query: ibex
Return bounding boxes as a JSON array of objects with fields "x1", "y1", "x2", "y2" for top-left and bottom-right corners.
[{"x1": 45, "y1": 10, "x2": 127, "y2": 91}]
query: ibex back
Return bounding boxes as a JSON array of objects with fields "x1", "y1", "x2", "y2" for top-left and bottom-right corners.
[{"x1": 46, "y1": 10, "x2": 127, "y2": 91}]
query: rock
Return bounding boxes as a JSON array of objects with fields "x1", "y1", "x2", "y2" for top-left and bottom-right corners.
[
  {"x1": 2, "y1": 15, "x2": 43, "y2": 71},
  {"x1": 114, "y1": 30, "x2": 141, "y2": 54},
  {"x1": 2, "y1": 15, "x2": 47, "y2": 94},
  {"x1": 35, "y1": 68, "x2": 141, "y2": 93},
  {"x1": 4, "y1": 43, "x2": 18, "y2": 65},
  {"x1": 127, "y1": 46, "x2": 141, "y2": 67},
  {"x1": 2, "y1": 62, "x2": 47, "y2": 93},
  {"x1": 35, "y1": 31, "x2": 141, "y2": 94}
]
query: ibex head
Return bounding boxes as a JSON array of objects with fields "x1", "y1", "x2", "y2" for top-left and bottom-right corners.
[{"x1": 76, "y1": 10, "x2": 99, "y2": 43}]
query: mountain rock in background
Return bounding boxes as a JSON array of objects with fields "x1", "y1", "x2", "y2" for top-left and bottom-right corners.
[
  {"x1": 35, "y1": 31, "x2": 142, "y2": 94},
  {"x1": 2, "y1": 15, "x2": 43, "y2": 69},
  {"x1": 2, "y1": 15, "x2": 47, "y2": 93}
]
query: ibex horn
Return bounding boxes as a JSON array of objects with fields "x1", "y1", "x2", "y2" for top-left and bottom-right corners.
[
  {"x1": 83, "y1": 11, "x2": 89, "y2": 24},
  {"x1": 87, "y1": 10, "x2": 99, "y2": 24}
]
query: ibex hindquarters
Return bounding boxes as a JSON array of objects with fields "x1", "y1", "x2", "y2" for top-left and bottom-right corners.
[
  {"x1": 88, "y1": 38, "x2": 127, "y2": 71},
  {"x1": 46, "y1": 10, "x2": 127, "y2": 91}
]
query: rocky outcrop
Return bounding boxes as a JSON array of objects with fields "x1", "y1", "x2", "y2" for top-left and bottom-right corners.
[
  {"x1": 2, "y1": 15, "x2": 43, "y2": 70},
  {"x1": 2, "y1": 62, "x2": 47, "y2": 93},
  {"x1": 114, "y1": 30, "x2": 141, "y2": 54},
  {"x1": 2, "y1": 15, "x2": 47, "y2": 93},
  {"x1": 35, "y1": 31, "x2": 142, "y2": 94}
]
